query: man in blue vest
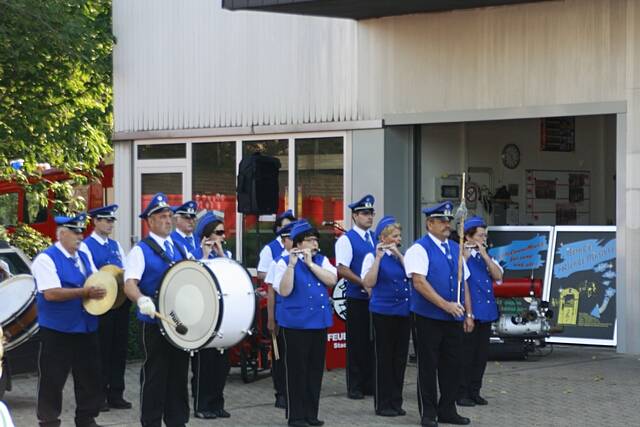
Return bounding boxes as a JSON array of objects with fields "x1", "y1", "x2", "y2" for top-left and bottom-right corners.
[
  {"x1": 170, "y1": 201, "x2": 198, "y2": 256},
  {"x1": 32, "y1": 213, "x2": 106, "y2": 427},
  {"x1": 404, "y1": 201, "x2": 474, "y2": 427},
  {"x1": 79, "y1": 204, "x2": 131, "y2": 412},
  {"x1": 124, "y1": 193, "x2": 191, "y2": 427},
  {"x1": 335, "y1": 194, "x2": 376, "y2": 400}
]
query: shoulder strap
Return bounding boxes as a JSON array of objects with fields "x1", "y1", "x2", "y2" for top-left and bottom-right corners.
[{"x1": 141, "y1": 237, "x2": 174, "y2": 265}]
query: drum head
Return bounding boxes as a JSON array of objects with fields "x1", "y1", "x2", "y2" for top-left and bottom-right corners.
[
  {"x1": 157, "y1": 260, "x2": 221, "y2": 351},
  {"x1": 0, "y1": 275, "x2": 36, "y2": 325}
]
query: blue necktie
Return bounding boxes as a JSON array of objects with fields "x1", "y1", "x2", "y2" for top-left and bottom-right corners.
[
  {"x1": 441, "y1": 242, "x2": 455, "y2": 270},
  {"x1": 164, "y1": 241, "x2": 174, "y2": 259},
  {"x1": 71, "y1": 256, "x2": 85, "y2": 277},
  {"x1": 365, "y1": 231, "x2": 373, "y2": 248},
  {"x1": 187, "y1": 236, "x2": 195, "y2": 251}
]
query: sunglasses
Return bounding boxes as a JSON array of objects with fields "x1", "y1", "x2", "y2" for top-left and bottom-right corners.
[
  {"x1": 304, "y1": 237, "x2": 319, "y2": 243},
  {"x1": 213, "y1": 230, "x2": 225, "y2": 236}
]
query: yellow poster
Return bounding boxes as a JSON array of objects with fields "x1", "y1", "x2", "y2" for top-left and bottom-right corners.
[{"x1": 558, "y1": 288, "x2": 580, "y2": 325}]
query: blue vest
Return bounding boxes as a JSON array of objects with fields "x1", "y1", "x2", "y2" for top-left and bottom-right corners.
[
  {"x1": 35, "y1": 245, "x2": 98, "y2": 333},
  {"x1": 410, "y1": 236, "x2": 465, "y2": 322},
  {"x1": 344, "y1": 229, "x2": 375, "y2": 300},
  {"x1": 467, "y1": 254, "x2": 499, "y2": 323},
  {"x1": 83, "y1": 235, "x2": 123, "y2": 269},
  {"x1": 136, "y1": 239, "x2": 186, "y2": 323},
  {"x1": 171, "y1": 231, "x2": 197, "y2": 258},
  {"x1": 267, "y1": 238, "x2": 284, "y2": 261},
  {"x1": 207, "y1": 249, "x2": 232, "y2": 259},
  {"x1": 278, "y1": 254, "x2": 333, "y2": 330},
  {"x1": 369, "y1": 253, "x2": 411, "y2": 317}
]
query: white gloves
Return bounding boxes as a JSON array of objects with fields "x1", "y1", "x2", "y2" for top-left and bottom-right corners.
[{"x1": 137, "y1": 296, "x2": 156, "y2": 317}]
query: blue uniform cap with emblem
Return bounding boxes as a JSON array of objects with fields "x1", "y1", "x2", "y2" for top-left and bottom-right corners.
[
  {"x1": 348, "y1": 194, "x2": 375, "y2": 212},
  {"x1": 55, "y1": 213, "x2": 87, "y2": 232},
  {"x1": 139, "y1": 192, "x2": 172, "y2": 219},
  {"x1": 172, "y1": 200, "x2": 198, "y2": 218},
  {"x1": 290, "y1": 219, "x2": 313, "y2": 240},
  {"x1": 374, "y1": 215, "x2": 397, "y2": 240},
  {"x1": 276, "y1": 209, "x2": 296, "y2": 221},
  {"x1": 464, "y1": 216, "x2": 487, "y2": 233},
  {"x1": 277, "y1": 219, "x2": 298, "y2": 238},
  {"x1": 422, "y1": 201, "x2": 455, "y2": 220},
  {"x1": 88, "y1": 204, "x2": 118, "y2": 220}
]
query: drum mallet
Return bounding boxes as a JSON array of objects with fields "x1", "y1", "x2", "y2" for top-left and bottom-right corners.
[
  {"x1": 155, "y1": 311, "x2": 188, "y2": 335},
  {"x1": 271, "y1": 332, "x2": 280, "y2": 360}
]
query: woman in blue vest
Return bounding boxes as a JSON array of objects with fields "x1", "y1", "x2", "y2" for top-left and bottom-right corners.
[
  {"x1": 32, "y1": 213, "x2": 105, "y2": 427},
  {"x1": 188, "y1": 212, "x2": 232, "y2": 420},
  {"x1": 361, "y1": 216, "x2": 410, "y2": 417},
  {"x1": 457, "y1": 216, "x2": 503, "y2": 408},
  {"x1": 273, "y1": 220, "x2": 338, "y2": 427}
]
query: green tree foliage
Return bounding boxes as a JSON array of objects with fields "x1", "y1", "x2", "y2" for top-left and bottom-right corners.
[{"x1": 0, "y1": 0, "x2": 113, "y2": 214}]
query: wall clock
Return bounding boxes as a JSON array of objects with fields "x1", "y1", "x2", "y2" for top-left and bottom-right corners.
[{"x1": 501, "y1": 143, "x2": 520, "y2": 169}]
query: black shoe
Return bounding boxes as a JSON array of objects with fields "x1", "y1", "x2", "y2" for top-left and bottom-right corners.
[
  {"x1": 108, "y1": 397, "x2": 132, "y2": 409},
  {"x1": 194, "y1": 411, "x2": 217, "y2": 419},
  {"x1": 347, "y1": 390, "x2": 364, "y2": 399},
  {"x1": 471, "y1": 395, "x2": 488, "y2": 405},
  {"x1": 306, "y1": 419, "x2": 324, "y2": 426},
  {"x1": 393, "y1": 407, "x2": 406, "y2": 416},
  {"x1": 421, "y1": 417, "x2": 438, "y2": 427},
  {"x1": 376, "y1": 408, "x2": 398, "y2": 417},
  {"x1": 99, "y1": 400, "x2": 110, "y2": 412},
  {"x1": 438, "y1": 414, "x2": 471, "y2": 425},
  {"x1": 275, "y1": 394, "x2": 288, "y2": 409},
  {"x1": 213, "y1": 408, "x2": 230, "y2": 418},
  {"x1": 456, "y1": 398, "x2": 476, "y2": 407},
  {"x1": 288, "y1": 420, "x2": 308, "y2": 427}
]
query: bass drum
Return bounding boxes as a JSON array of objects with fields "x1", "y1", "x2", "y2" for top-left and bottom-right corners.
[
  {"x1": 156, "y1": 260, "x2": 221, "y2": 352},
  {"x1": 0, "y1": 274, "x2": 38, "y2": 352},
  {"x1": 202, "y1": 258, "x2": 256, "y2": 349}
]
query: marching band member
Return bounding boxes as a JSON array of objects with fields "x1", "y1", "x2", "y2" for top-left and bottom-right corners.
[
  {"x1": 169, "y1": 201, "x2": 198, "y2": 255},
  {"x1": 32, "y1": 213, "x2": 104, "y2": 427},
  {"x1": 404, "y1": 202, "x2": 473, "y2": 427},
  {"x1": 273, "y1": 220, "x2": 337, "y2": 427},
  {"x1": 189, "y1": 212, "x2": 232, "y2": 420},
  {"x1": 257, "y1": 209, "x2": 296, "y2": 281},
  {"x1": 457, "y1": 216, "x2": 502, "y2": 408},
  {"x1": 361, "y1": 216, "x2": 410, "y2": 417},
  {"x1": 263, "y1": 220, "x2": 298, "y2": 410},
  {"x1": 335, "y1": 194, "x2": 376, "y2": 400},
  {"x1": 79, "y1": 205, "x2": 131, "y2": 412},
  {"x1": 124, "y1": 193, "x2": 190, "y2": 427}
]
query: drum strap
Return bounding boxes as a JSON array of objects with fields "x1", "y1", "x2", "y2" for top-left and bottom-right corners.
[{"x1": 141, "y1": 237, "x2": 188, "y2": 265}]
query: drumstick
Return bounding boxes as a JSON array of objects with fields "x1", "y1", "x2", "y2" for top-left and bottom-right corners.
[
  {"x1": 155, "y1": 311, "x2": 188, "y2": 335},
  {"x1": 271, "y1": 331, "x2": 280, "y2": 360}
]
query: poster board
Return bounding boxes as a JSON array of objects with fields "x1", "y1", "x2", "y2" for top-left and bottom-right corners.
[{"x1": 543, "y1": 226, "x2": 617, "y2": 346}]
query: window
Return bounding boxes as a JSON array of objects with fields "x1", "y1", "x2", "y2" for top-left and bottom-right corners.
[
  {"x1": 241, "y1": 139, "x2": 289, "y2": 267},
  {"x1": 0, "y1": 193, "x2": 19, "y2": 226},
  {"x1": 295, "y1": 137, "x2": 344, "y2": 259},
  {"x1": 192, "y1": 142, "x2": 237, "y2": 256},
  {"x1": 137, "y1": 143, "x2": 186, "y2": 159},
  {"x1": 23, "y1": 192, "x2": 48, "y2": 224},
  {"x1": 140, "y1": 173, "x2": 183, "y2": 237}
]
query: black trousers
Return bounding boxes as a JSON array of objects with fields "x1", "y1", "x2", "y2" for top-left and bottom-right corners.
[
  {"x1": 282, "y1": 327, "x2": 326, "y2": 423},
  {"x1": 36, "y1": 327, "x2": 102, "y2": 427},
  {"x1": 413, "y1": 314, "x2": 463, "y2": 421},
  {"x1": 372, "y1": 313, "x2": 410, "y2": 413},
  {"x1": 98, "y1": 300, "x2": 131, "y2": 401},
  {"x1": 345, "y1": 298, "x2": 373, "y2": 394},
  {"x1": 139, "y1": 322, "x2": 190, "y2": 427},
  {"x1": 191, "y1": 347, "x2": 230, "y2": 412},
  {"x1": 271, "y1": 327, "x2": 287, "y2": 400},
  {"x1": 458, "y1": 321, "x2": 492, "y2": 399}
]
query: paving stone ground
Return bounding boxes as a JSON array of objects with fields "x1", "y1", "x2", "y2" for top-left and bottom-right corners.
[{"x1": 3, "y1": 345, "x2": 639, "y2": 426}]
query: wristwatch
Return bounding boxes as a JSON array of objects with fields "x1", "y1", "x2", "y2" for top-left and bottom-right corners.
[{"x1": 466, "y1": 313, "x2": 475, "y2": 320}]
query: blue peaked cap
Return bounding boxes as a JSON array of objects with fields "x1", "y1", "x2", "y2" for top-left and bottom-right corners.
[
  {"x1": 348, "y1": 194, "x2": 375, "y2": 212},
  {"x1": 54, "y1": 213, "x2": 87, "y2": 232},
  {"x1": 139, "y1": 192, "x2": 172, "y2": 219},
  {"x1": 290, "y1": 219, "x2": 313, "y2": 240},
  {"x1": 88, "y1": 204, "x2": 118, "y2": 220},
  {"x1": 464, "y1": 216, "x2": 487, "y2": 233},
  {"x1": 374, "y1": 215, "x2": 397, "y2": 240},
  {"x1": 422, "y1": 201, "x2": 454, "y2": 219},
  {"x1": 172, "y1": 200, "x2": 198, "y2": 217}
]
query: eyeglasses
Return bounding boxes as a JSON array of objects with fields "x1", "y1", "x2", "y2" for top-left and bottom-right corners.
[{"x1": 213, "y1": 230, "x2": 225, "y2": 236}]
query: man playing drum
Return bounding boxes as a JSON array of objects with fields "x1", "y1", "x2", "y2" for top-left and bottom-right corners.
[
  {"x1": 124, "y1": 193, "x2": 191, "y2": 427},
  {"x1": 79, "y1": 204, "x2": 131, "y2": 412},
  {"x1": 32, "y1": 213, "x2": 105, "y2": 427}
]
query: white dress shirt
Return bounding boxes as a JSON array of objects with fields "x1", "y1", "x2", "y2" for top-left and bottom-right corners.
[
  {"x1": 32, "y1": 242, "x2": 97, "y2": 292},
  {"x1": 272, "y1": 255, "x2": 337, "y2": 293},
  {"x1": 264, "y1": 249, "x2": 289, "y2": 285},
  {"x1": 404, "y1": 233, "x2": 470, "y2": 280},
  {"x1": 360, "y1": 249, "x2": 396, "y2": 279},
  {"x1": 257, "y1": 237, "x2": 284, "y2": 273},
  {"x1": 335, "y1": 225, "x2": 374, "y2": 268}
]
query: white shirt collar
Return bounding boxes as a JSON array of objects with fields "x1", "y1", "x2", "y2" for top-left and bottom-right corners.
[
  {"x1": 149, "y1": 231, "x2": 173, "y2": 248},
  {"x1": 174, "y1": 229, "x2": 192, "y2": 239},
  {"x1": 55, "y1": 241, "x2": 77, "y2": 259},
  {"x1": 90, "y1": 231, "x2": 109, "y2": 245},
  {"x1": 352, "y1": 224, "x2": 371, "y2": 240},
  {"x1": 428, "y1": 232, "x2": 449, "y2": 253},
  {"x1": 276, "y1": 236, "x2": 284, "y2": 248}
]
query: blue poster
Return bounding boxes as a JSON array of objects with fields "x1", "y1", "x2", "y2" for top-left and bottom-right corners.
[{"x1": 489, "y1": 235, "x2": 548, "y2": 271}]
